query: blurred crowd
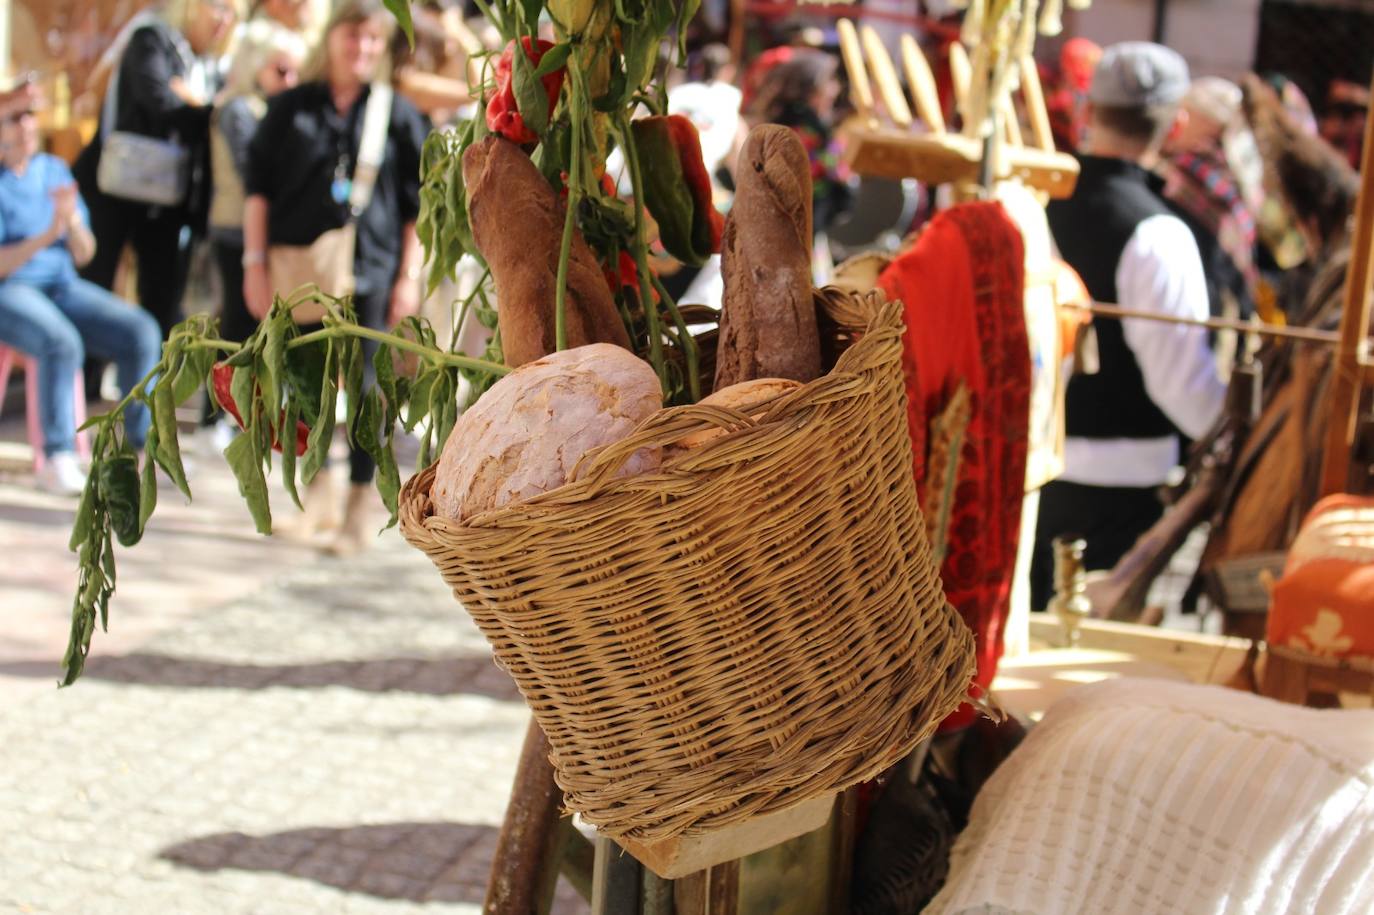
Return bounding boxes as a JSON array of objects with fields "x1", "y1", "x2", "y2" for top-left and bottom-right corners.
[{"x1": 0, "y1": 0, "x2": 1367, "y2": 565}]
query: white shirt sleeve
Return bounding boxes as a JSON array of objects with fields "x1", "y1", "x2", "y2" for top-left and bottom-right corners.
[{"x1": 1115, "y1": 214, "x2": 1227, "y2": 440}]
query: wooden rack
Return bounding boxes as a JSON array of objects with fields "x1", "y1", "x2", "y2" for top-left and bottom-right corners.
[{"x1": 837, "y1": 18, "x2": 1079, "y2": 198}]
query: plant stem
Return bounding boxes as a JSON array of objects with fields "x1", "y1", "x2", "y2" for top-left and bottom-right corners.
[
  {"x1": 452, "y1": 265, "x2": 492, "y2": 351},
  {"x1": 469, "y1": 0, "x2": 508, "y2": 41},
  {"x1": 185, "y1": 338, "x2": 243, "y2": 352},
  {"x1": 290, "y1": 325, "x2": 510, "y2": 375},
  {"x1": 554, "y1": 62, "x2": 586, "y2": 353},
  {"x1": 617, "y1": 111, "x2": 667, "y2": 393},
  {"x1": 650, "y1": 273, "x2": 700, "y2": 402}
]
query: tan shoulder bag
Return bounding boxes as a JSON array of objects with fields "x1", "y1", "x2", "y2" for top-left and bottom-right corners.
[{"x1": 269, "y1": 83, "x2": 393, "y2": 324}]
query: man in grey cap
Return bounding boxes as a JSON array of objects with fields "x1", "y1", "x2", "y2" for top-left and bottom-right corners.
[{"x1": 1033, "y1": 42, "x2": 1227, "y2": 608}]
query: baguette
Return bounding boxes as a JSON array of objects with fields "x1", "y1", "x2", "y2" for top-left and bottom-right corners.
[
  {"x1": 463, "y1": 136, "x2": 630, "y2": 367},
  {"x1": 714, "y1": 124, "x2": 821, "y2": 388}
]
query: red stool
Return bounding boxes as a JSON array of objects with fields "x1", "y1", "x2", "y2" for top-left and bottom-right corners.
[{"x1": 0, "y1": 344, "x2": 91, "y2": 472}]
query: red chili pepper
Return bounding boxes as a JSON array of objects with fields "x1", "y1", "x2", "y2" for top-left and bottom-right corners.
[
  {"x1": 602, "y1": 250, "x2": 639, "y2": 293},
  {"x1": 212, "y1": 363, "x2": 310, "y2": 456},
  {"x1": 486, "y1": 38, "x2": 565, "y2": 145},
  {"x1": 630, "y1": 115, "x2": 724, "y2": 267}
]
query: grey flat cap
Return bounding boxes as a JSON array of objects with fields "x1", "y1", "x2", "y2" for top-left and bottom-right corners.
[{"x1": 1089, "y1": 41, "x2": 1190, "y2": 107}]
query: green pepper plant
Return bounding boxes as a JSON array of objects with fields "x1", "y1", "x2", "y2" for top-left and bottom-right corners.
[{"x1": 59, "y1": 0, "x2": 716, "y2": 686}]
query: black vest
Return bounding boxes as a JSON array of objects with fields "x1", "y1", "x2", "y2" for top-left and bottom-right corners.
[{"x1": 1047, "y1": 155, "x2": 1178, "y2": 440}]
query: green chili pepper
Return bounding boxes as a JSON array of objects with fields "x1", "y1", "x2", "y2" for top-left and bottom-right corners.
[
  {"x1": 98, "y1": 454, "x2": 142, "y2": 547},
  {"x1": 631, "y1": 114, "x2": 724, "y2": 267}
]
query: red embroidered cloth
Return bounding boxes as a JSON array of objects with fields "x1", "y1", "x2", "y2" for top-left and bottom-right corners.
[{"x1": 878, "y1": 201, "x2": 1030, "y2": 728}]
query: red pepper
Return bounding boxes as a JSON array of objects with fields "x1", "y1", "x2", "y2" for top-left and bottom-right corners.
[
  {"x1": 602, "y1": 250, "x2": 639, "y2": 293},
  {"x1": 486, "y1": 38, "x2": 565, "y2": 145},
  {"x1": 212, "y1": 363, "x2": 310, "y2": 456},
  {"x1": 630, "y1": 115, "x2": 724, "y2": 267}
]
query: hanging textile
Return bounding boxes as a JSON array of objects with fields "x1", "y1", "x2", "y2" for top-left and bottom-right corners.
[{"x1": 878, "y1": 201, "x2": 1030, "y2": 727}]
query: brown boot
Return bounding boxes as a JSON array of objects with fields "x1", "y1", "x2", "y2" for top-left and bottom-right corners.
[
  {"x1": 324, "y1": 483, "x2": 382, "y2": 557},
  {"x1": 275, "y1": 469, "x2": 342, "y2": 542}
]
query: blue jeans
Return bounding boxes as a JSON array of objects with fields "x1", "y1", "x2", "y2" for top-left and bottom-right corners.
[{"x1": 0, "y1": 277, "x2": 162, "y2": 455}]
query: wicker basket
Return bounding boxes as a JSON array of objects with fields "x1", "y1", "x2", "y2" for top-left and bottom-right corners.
[{"x1": 398, "y1": 287, "x2": 976, "y2": 840}]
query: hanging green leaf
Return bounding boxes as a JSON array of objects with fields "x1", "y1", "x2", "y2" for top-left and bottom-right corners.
[
  {"x1": 534, "y1": 42, "x2": 572, "y2": 78},
  {"x1": 284, "y1": 339, "x2": 327, "y2": 426},
  {"x1": 68, "y1": 475, "x2": 96, "y2": 552},
  {"x1": 676, "y1": 0, "x2": 701, "y2": 57},
  {"x1": 230, "y1": 364, "x2": 257, "y2": 433},
  {"x1": 301, "y1": 347, "x2": 338, "y2": 486},
  {"x1": 138, "y1": 429, "x2": 158, "y2": 536},
  {"x1": 171, "y1": 347, "x2": 213, "y2": 407},
  {"x1": 260, "y1": 317, "x2": 288, "y2": 436},
  {"x1": 224, "y1": 433, "x2": 271, "y2": 535},
  {"x1": 374, "y1": 343, "x2": 401, "y2": 427},
  {"x1": 383, "y1": 0, "x2": 415, "y2": 46},
  {"x1": 343, "y1": 339, "x2": 365, "y2": 444},
  {"x1": 280, "y1": 399, "x2": 303, "y2": 511},
  {"x1": 98, "y1": 453, "x2": 142, "y2": 547},
  {"x1": 404, "y1": 370, "x2": 435, "y2": 433},
  {"x1": 152, "y1": 382, "x2": 189, "y2": 498},
  {"x1": 512, "y1": 42, "x2": 551, "y2": 138}
]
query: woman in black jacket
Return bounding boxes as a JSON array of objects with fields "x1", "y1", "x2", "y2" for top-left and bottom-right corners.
[
  {"x1": 74, "y1": 0, "x2": 237, "y2": 339},
  {"x1": 243, "y1": 0, "x2": 429, "y2": 555}
]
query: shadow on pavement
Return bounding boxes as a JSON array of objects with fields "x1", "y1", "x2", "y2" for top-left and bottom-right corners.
[
  {"x1": 0, "y1": 652, "x2": 523, "y2": 701},
  {"x1": 0, "y1": 502, "x2": 80, "y2": 527},
  {"x1": 160, "y1": 821, "x2": 588, "y2": 911}
]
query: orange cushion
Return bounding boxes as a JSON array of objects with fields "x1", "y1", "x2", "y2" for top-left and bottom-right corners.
[{"x1": 1267, "y1": 495, "x2": 1374, "y2": 659}]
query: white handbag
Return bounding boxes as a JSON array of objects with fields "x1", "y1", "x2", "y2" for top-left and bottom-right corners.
[{"x1": 95, "y1": 19, "x2": 191, "y2": 208}]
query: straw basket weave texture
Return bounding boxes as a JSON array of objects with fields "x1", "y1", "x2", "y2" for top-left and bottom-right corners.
[{"x1": 399, "y1": 287, "x2": 975, "y2": 840}]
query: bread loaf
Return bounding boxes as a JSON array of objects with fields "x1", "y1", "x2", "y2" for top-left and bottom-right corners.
[
  {"x1": 463, "y1": 136, "x2": 631, "y2": 367},
  {"x1": 432, "y1": 344, "x2": 661, "y2": 520},
  {"x1": 714, "y1": 124, "x2": 821, "y2": 389},
  {"x1": 679, "y1": 378, "x2": 802, "y2": 449}
]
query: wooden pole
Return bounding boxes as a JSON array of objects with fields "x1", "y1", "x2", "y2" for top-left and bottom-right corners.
[
  {"x1": 1019, "y1": 54, "x2": 1056, "y2": 152},
  {"x1": 837, "y1": 20, "x2": 876, "y2": 122},
  {"x1": 1078, "y1": 302, "x2": 1353, "y2": 346},
  {"x1": 484, "y1": 721, "x2": 566, "y2": 915},
  {"x1": 728, "y1": 0, "x2": 746, "y2": 71},
  {"x1": 948, "y1": 41, "x2": 972, "y2": 130},
  {"x1": 1319, "y1": 70, "x2": 1374, "y2": 495},
  {"x1": 900, "y1": 34, "x2": 946, "y2": 134},
  {"x1": 861, "y1": 24, "x2": 913, "y2": 127}
]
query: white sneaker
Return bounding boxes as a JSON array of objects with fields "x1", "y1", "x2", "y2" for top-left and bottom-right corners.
[{"x1": 36, "y1": 451, "x2": 88, "y2": 497}]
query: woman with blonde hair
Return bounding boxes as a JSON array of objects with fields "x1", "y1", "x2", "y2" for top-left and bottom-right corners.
[
  {"x1": 73, "y1": 0, "x2": 239, "y2": 340},
  {"x1": 243, "y1": 0, "x2": 429, "y2": 554},
  {"x1": 208, "y1": 22, "x2": 304, "y2": 346}
]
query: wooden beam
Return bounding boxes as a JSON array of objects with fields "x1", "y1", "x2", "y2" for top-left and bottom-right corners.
[
  {"x1": 483, "y1": 721, "x2": 565, "y2": 915},
  {"x1": 592, "y1": 835, "x2": 643, "y2": 914},
  {"x1": 1027, "y1": 617, "x2": 1252, "y2": 686},
  {"x1": 559, "y1": 818, "x2": 595, "y2": 903},
  {"x1": 837, "y1": 20, "x2": 876, "y2": 121},
  {"x1": 860, "y1": 24, "x2": 913, "y2": 127},
  {"x1": 1321, "y1": 69, "x2": 1374, "y2": 495},
  {"x1": 948, "y1": 40, "x2": 972, "y2": 126},
  {"x1": 899, "y1": 34, "x2": 946, "y2": 134},
  {"x1": 1019, "y1": 54, "x2": 1056, "y2": 152}
]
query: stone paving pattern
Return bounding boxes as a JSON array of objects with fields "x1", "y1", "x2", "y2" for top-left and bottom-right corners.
[{"x1": 0, "y1": 425, "x2": 589, "y2": 913}]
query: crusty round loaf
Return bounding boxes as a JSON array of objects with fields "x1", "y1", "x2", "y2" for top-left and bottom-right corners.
[
  {"x1": 432, "y1": 344, "x2": 662, "y2": 520},
  {"x1": 679, "y1": 378, "x2": 802, "y2": 449}
]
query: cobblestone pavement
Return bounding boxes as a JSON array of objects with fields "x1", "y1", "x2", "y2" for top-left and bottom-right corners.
[{"x1": 0, "y1": 422, "x2": 588, "y2": 913}]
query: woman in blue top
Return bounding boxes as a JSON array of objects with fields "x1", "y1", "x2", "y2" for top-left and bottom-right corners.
[{"x1": 0, "y1": 89, "x2": 162, "y2": 495}]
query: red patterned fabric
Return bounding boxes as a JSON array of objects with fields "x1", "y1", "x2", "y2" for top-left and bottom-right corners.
[{"x1": 878, "y1": 202, "x2": 1030, "y2": 728}]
